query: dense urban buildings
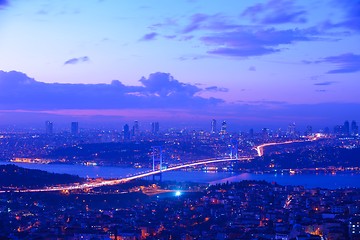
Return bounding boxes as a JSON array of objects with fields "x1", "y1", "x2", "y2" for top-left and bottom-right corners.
[
  {"x1": 71, "y1": 122, "x2": 79, "y2": 135},
  {"x1": 45, "y1": 121, "x2": 53, "y2": 135},
  {"x1": 0, "y1": 118, "x2": 360, "y2": 239},
  {"x1": 1, "y1": 0, "x2": 359, "y2": 239}
]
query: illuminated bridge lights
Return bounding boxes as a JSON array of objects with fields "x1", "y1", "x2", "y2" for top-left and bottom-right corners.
[{"x1": 0, "y1": 138, "x2": 324, "y2": 194}]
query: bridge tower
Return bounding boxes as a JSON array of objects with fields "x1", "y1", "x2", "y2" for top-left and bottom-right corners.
[
  {"x1": 152, "y1": 146, "x2": 163, "y2": 181},
  {"x1": 229, "y1": 138, "x2": 238, "y2": 159}
]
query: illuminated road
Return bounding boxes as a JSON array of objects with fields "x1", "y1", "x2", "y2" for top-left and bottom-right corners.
[
  {"x1": 1, "y1": 136, "x2": 324, "y2": 193},
  {"x1": 255, "y1": 140, "x2": 304, "y2": 157},
  {"x1": 0, "y1": 157, "x2": 250, "y2": 193},
  {"x1": 255, "y1": 134, "x2": 322, "y2": 157}
]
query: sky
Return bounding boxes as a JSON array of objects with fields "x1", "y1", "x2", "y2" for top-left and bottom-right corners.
[{"x1": 0, "y1": 0, "x2": 359, "y2": 131}]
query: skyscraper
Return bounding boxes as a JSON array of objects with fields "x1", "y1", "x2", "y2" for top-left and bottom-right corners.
[
  {"x1": 351, "y1": 120, "x2": 358, "y2": 135},
  {"x1": 71, "y1": 122, "x2": 79, "y2": 135},
  {"x1": 123, "y1": 124, "x2": 130, "y2": 141},
  {"x1": 133, "y1": 120, "x2": 139, "y2": 137},
  {"x1": 220, "y1": 121, "x2": 227, "y2": 134},
  {"x1": 45, "y1": 121, "x2": 53, "y2": 134},
  {"x1": 211, "y1": 119, "x2": 217, "y2": 134},
  {"x1": 287, "y1": 122, "x2": 296, "y2": 136},
  {"x1": 151, "y1": 122, "x2": 159, "y2": 134}
]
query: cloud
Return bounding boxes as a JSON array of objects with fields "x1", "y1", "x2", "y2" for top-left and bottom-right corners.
[
  {"x1": 182, "y1": 13, "x2": 242, "y2": 33},
  {"x1": 145, "y1": 7, "x2": 327, "y2": 59},
  {"x1": 303, "y1": 53, "x2": 360, "y2": 74},
  {"x1": 0, "y1": 70, "x2": 222, "y2": 111},
  {"x1": 182, "y1": 14, "x2": 209, "y2": 33},
  {"x1": 201, "y1": 28, "x2": 315, "y2": 57},
  {"x1": 325, "y1": 0, "x2": 360, "y2": 32},
  {"x1": 204, "y1": 86, "x2": 229, "y2": 92},
  {"x1": 139, "y1": 72, "x2": 201, "y2": 97},
  {"x1": 324, "y1": 53, "x2": 360, "y2": 74},
  {"x1": 64, "y1": 56, "x2": 90, "y2": 65},
  {"x1": 317, "y1": 53, "x2": 360, "y2": 74},
  {"x1": 149, "y1": 18, "x2": 178, "y2": 31},
  {"x1": 237, "y1": 100, "x2": 287, "y2": 106},
  {"x1": 140, "y1": 32, "x2": 158, "y2": 41},
  {"x1": 1, "y1": 71, "x2": 360, "y2": 128},
  {"x1": 241, "y1": 0, "x2": 307, "y2": 24},
  {"x1": 248, "y1": 66, "x2": 256, "y2": 71},
  {"x1": 313, "y1": 81, "x2": 335, "y2": 86}
]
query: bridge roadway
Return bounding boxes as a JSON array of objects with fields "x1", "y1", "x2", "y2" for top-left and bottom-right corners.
[
  {"x1": 1, "y1": 137, "x2": 321, "y2": 194},
  {"x1": 255, "y1": 140, "x2": 304, "y2": 157},
  {"x1": 255, "y1": 134, "x2": 321, "y2": 157},
  {"x1": 0, "y1": 157, "x2": 251, "y2": 193}
]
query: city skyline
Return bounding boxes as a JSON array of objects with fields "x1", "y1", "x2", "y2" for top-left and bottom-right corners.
[{"x1": 0, "y1": 0, "x2": 359, "y2": 127}]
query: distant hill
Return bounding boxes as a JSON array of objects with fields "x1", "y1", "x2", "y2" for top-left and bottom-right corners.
[{"x1": 0, "y1": 164, "x2": 84, "y2": 189}]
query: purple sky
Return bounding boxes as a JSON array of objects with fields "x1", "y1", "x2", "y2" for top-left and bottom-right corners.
[{"x1": 0, "y1": 0, "x2": 359, "y2": 130}]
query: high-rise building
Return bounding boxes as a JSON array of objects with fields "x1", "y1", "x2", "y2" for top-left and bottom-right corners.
[
  {"x1": 220, "y1": 121, "x2": 227, "y2": 134},
  {"x1": 133, "y1": 120, "x2": 139, "y2": 137},
  {"x1": 151, "y1": 122, "x2": 159, "y2": 134},
  {"x1": 211, "y1": 119, "x2": 217, "y2": 134},
  {"x1": 71, "y1": 122, "x2": 79, "y2": 135},
  {"x1": 344, "y1": 120, "x2": 350, "y2": 135},
  {"x1": 287, "y1": 122, "x2": 296, "y2": 136},
  {"x1": 351, "y1": 120, "x2": 358, "y2": 135},
  {"x1": 123, "y1": 124, "x2": 130, "y2": 141},
  {"x1": 45, "y1": 121, "x2": 53, "y2": 134},
  {"x1": 262, "y1": 128, "x2": 269, "y2": 139}
]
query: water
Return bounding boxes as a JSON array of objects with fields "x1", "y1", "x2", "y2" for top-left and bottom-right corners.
[
  {"x1": 0, "y1": 162, "x2": 147, "y2": 179},
  {"x1": 210, "y1": 172, "x2": 360, "y2": 189},
  {"x1": 2, "y1": 162, "x2": 360, "y2": 189}
]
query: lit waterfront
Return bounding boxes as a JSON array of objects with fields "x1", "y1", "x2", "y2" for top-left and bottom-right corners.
[
  {"x1": 0, "y1": 157, "x2": 250, "y2": 193},
  {"x1": 2, "y1": 161, "x2": 360, "y2": 189},
  {"x1": 2, "y1": 136, "x2": 355, "y2": 193}
]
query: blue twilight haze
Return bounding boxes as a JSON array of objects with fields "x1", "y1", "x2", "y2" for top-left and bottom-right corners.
[{"x1": 0, "y1": 0, "x2": 359, "y2": 129}]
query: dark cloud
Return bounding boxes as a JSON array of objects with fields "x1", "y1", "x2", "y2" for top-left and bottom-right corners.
[
  {"x1": 183, "y1": 14, "x2": 210, "y2": 33},
  {"x1": 182, "y1": 13, "x2": 242, "y2": 33},
  {"x1": 64, "y1": 56, "x2": 90, "y2": 65},
  {"x1": 0, "y1": 70, "x2": 222, "y2": 110},
  {"x1": 242, "y1": 0, "x2": 307, "y2": 24},
  {"x1": 237, "y1": 100, "x2": 287, "y2": 105},
  {"x1": 1, "y1": 72, "x2": 360, "y2": 128},
  {"x1": 302, "y1": 53, "x2": 360, "y2": 74},
  {"x1": 208, "y1": 47, "x2": 279, "y2": 57},
  {"x1": 139, "y1": 72, "x2": 201, "y2": 97},
  {"x1": 317, "y1": 53, "x2": 360, "y2": 74},
  {"x1": 140, "y1": 32, "x2": 158, "y2": 41},
  {"x1": 145, "y1": 6, "x2": 327, "y2": 58},
  {"x1": 204, "y1": 86, "x2": 229, "y2": 92},
  {"x1": 201, "y1": 28, "x2": 315, "y2": 57},
  {"x1": 313, "y1": 81, "x2": 335, "y2": 86},
  {"x1": 324, "y1": 0, "x2": 360, "y2": 32}
]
